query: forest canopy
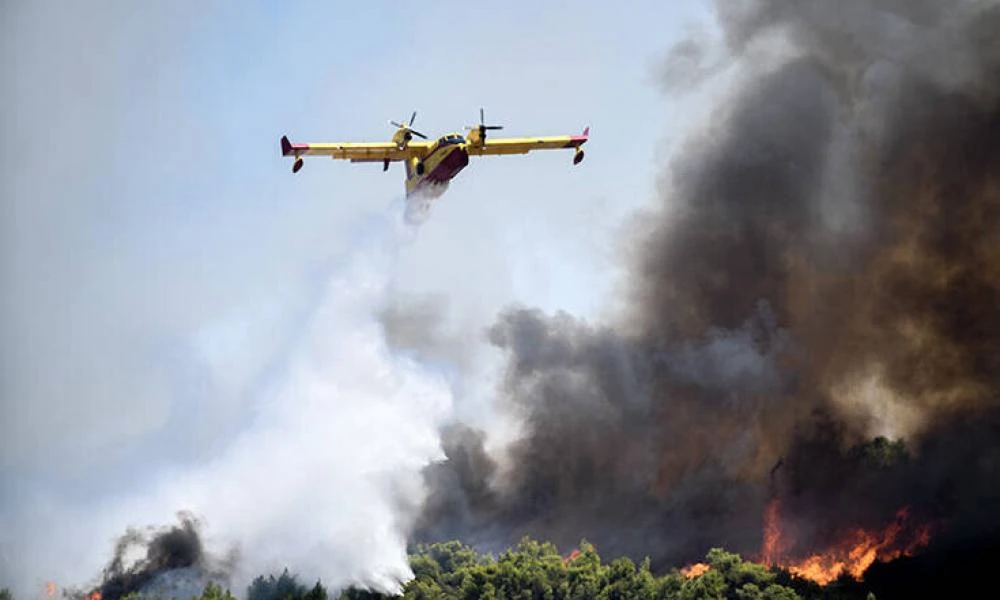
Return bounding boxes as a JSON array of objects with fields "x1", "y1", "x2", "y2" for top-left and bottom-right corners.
[{"x1": 4, "y1": 538, "x2": 884, "y2": 600}]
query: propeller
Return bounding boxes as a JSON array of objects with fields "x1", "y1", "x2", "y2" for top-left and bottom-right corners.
[
  {"x1": 389, "y1": 111, "x2": 428, "y2": 139},
  {"x1": 466, "y1": 107, "x2": 504, "y2": 140}
]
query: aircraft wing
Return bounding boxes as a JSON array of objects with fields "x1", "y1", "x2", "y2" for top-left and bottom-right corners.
[
  {"x1": 467, "y1": 127, "x2": 589, "y2": 157},
  {"x1": 280, "y1": 135, "x2": 429, "y2": 165}
]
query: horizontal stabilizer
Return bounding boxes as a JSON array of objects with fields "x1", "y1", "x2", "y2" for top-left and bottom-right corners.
[{"x1": 280, "y1": 135, "x2": 309, "y2": 157}]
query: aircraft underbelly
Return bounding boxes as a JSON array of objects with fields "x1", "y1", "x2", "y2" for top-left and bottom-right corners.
[{"x1": 425, "y1": 147, "x2": 469, "y2": 183}]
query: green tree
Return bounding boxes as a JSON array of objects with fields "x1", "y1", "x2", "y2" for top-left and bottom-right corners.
[
  {"x1": 0, "y1": 588, "x2": 12, "y2": 600},
  {"x1": 303, "y1": 582, "x2": 327, "y2": 600},
  {"x1": 493, "y1": 537, "x2": 561, "y2": 600},
  {"x1": 697, "y1": 548, "x2": 800, "y2": 600},
  {"x1": 423, "y1": 541, "x2": 481, "y2": 575},
  {"x1": 735, "y1": 582, "x2": 763, "y2": 600},
  {"x1": 566, "y1": 540, "x2": 603, "y2": 600},
  {"x1": 333, "y1": 536, "x2": 887, "y2": 600},
  {"x1": 248, "y1": 569, "x2": 309, "y2": 600},
  {"x1": 656, "y1": 571, "x2": 685, "y2": 600},
  {"x1": 676, "y1": 569, "x2": 727, "y2": 600},
  {"x1": 761, "y1": 584, "x2": 801, "y2": 600},
  {"x1": 409, "y1": 552, "x2": 443, "y2": 584},
  {"x1": 705, "y1": 547, "x2": 776, "y2": 590},
  {"x1": 397, "y1": 578, "x2": 442, "y2": 600},
  {"x1": 628, "y1": 557, "x2": 659, "y2": 600},
  {"x1": 480, "y1": 582, "x2": 497, "y2": 600},
  {"x1": 337, "y1": 587, "x2": 389, "y2": 600},
  {"x1": 199, "y1": 582, "x2": 237, "y2": 600}
]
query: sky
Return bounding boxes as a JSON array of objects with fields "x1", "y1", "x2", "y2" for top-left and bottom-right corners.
[{"x1": 1, "y1": 0, "x2": 720, "y2": 594}]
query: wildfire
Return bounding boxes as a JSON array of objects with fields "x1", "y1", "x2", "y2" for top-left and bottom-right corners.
[
  {"x1": 761, "y1": 500, "x2": 932, "y2": 585},
  {"x1": 760, "y1": 497, "x2": 784, "y2": 565},
  {"x1": 85, "y1": 591, "x2": 101, "y2": 600},
  {"x1": 680, "y1": 562, "x2": 711, "y2": 579},
  {"x1": 45, "y1": 582, "x2": 56, "y2": 597},
  {"x1": 563, "y1": 549, "x2": 581, "y2": 564}
]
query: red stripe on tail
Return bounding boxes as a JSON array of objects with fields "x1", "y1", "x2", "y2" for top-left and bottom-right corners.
[{"x1": 280, "y1": 135, "x2": 309, "y2": 156}]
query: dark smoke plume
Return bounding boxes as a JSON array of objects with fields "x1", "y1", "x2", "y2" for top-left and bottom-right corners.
[
  {"x1": 79, "y1": 513, "x2": 234, "y2": 600},
  {"x1": 415, "y1": 0, "x2": 1000, "y2": 580}
]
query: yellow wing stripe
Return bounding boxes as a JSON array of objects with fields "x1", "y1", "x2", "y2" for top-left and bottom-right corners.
[
  {"x1": 281, "y1": 136, "x2": 428, "y2": 161},
  {"x1": 467, "y1": 130, "x2": 589, "y2": 156}
]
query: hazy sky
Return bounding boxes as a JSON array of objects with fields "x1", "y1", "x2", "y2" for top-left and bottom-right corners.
[{"x1": 1, "y1": 0, "x2": 718, "y2": 593}]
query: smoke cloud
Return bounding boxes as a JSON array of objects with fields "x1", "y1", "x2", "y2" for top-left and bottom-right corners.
[
  {"x1": 2, "y1": 212, "x2": 454, "y2": 598},
  {"x1": 80, "y1": 513, "x2": 233, "y2": 600},
  {"x1": 122, "y1": 217, "x2": 454, "y2": 595},
  {"x1": 416, "y1": 0, "x2": 1000, "y2": 574}
]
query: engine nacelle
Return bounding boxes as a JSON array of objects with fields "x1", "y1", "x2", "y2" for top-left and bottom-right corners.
[
  {"x1": 573, "y1": 148, "x2": 585, "y2": 165},
  {"x1": 392, "y1": 128, "x2": 411, "y2": 149},
  {"x1": 466, "y1": 126, "x2": 484, "y2": 147}
]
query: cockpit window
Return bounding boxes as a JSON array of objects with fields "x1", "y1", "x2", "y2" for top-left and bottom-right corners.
[{"x1": 438, "y1": 135, "x2": 465, "y2": 145}]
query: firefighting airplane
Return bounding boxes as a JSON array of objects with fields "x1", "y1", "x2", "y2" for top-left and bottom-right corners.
[{"x1": 280, "y1": 109, "x2": 588, "y2": 214}]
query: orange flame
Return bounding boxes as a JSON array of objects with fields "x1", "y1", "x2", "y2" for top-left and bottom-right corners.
[
  {"x1": 761, "y1": 501, "x2": 932, "y2": 585},
  {"x1": 680, "y1": 562, "x2": 711, "y2": 579},
  {"x1": 563, "y1": 549, "x2": 581, "y2": 564},
  {"x1": 45, "y1": 582, "x2": 56, "y2": 598},
  {"x1": 759, "y1": 497, "x2": 784, "y2": 565},
  {"x1": 85, "y1": 591, "x2": 101, "y2": 600}
]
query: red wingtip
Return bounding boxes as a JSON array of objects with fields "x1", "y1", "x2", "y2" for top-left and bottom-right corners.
[
  {"x1": 582, "y1": 126, "x2": 590, "y2": 137},
  {"x1": 281, "y1": 135, "x2": 293, "y2": 156}
]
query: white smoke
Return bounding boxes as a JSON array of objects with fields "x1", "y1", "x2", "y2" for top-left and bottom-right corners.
[{"x1": 2, "y1": 209, "x2": 453, "y2": 597}]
